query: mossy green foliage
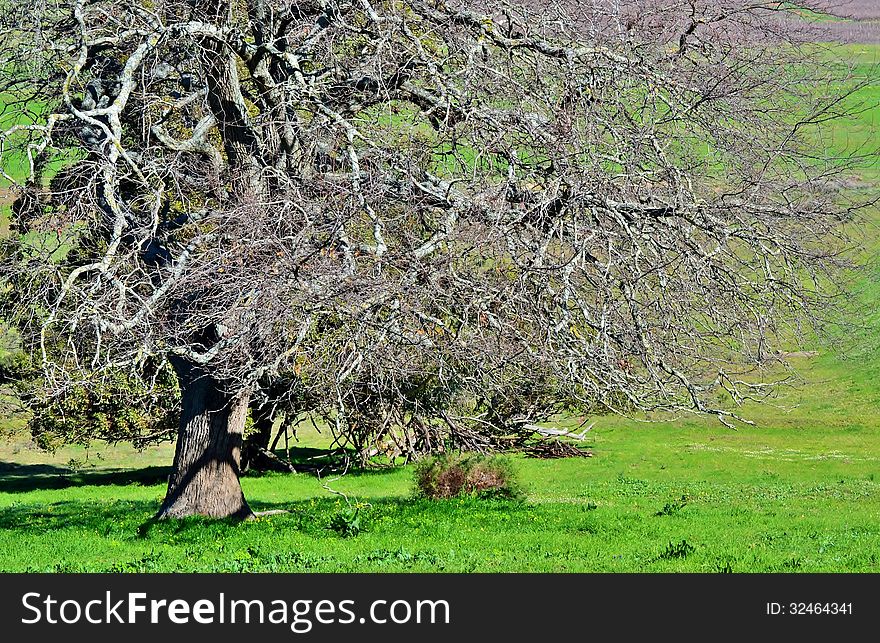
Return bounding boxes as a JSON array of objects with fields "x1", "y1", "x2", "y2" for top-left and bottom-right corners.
[
  {"x1": 3, "y1": 349, "x2": 180, "y2": 451},
  {"x1": 21, "y1": 369, "x2": 180, "y2": 451}
]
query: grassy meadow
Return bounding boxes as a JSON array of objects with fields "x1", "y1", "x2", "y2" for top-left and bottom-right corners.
[
  {"x1": 1, "y1": 404, "x2": 879, "y2": 573},
  {"x1": 0, "y1": 41, "x2": 878, "y2": 573}
]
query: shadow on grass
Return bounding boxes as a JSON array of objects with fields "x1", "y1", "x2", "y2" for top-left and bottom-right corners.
[
  {"x1": 253, "y1": 446, "x2": 405, "y2": 478},
  {"x1": 0, "y1": 494, "x2": 535, "y2": 572},
  {"x1": 0, "y1": 461, "x2": 171, "y2": 493},
  {"x1": 0, "y1": 445, "x2": 394, "y2": 494},
  {"x1": 0, "y1": 491, "x2": 529, "y2": 538}
]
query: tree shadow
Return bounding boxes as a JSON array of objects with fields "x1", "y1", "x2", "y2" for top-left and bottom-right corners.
[
  {"x1": 0, "y1": 498, "x2": 158, "y2": 533},
  {"x1": 245, "y1": 446, "x2": 407, "y2": 478},
  {"x1": 0, "y1": 492, "x2": 529, "y2": 536},
  {"x1": 0, "y1": 461, "x2": 171, "y2": 493},
  {"x1": 0, "y1": 444, "x2": 397, "y2": 495},
  {"x1": 262, "y1": 445, "x2": 354, "y2": 469},
  {"x1": 0, "y1": 494, "x2": 442, "y2": 536}
]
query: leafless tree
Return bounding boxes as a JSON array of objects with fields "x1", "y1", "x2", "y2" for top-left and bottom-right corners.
[{"x1": 0, "y1": 0, "x2": 864, "y2": 518}]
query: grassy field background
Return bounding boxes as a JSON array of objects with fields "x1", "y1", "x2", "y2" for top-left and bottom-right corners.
[{"x1": 0, "y1": 42, "x2": 878, "y2": 572}]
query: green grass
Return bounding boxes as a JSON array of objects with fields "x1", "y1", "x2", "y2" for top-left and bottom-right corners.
[
  {"x1": 1, "y1": 43, "x2": 879, "y2": 574},
  {"x1": 0, "y1": 400, "x2": 878, "y2": 573},
  {"x1": 810, "y1": 44, "x2": 880, "y2": 180}
]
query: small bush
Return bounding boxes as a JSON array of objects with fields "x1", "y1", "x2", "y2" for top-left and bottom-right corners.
[
  {"x1": 414, "y1": 453, "x2": 522, "y2": 500},
  {"x1": 328, "y1": 507, "x2": 363, "y2": 538}
]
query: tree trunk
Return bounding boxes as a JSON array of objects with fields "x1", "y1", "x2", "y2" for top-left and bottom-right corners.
[
  {"x1": 154, "y1": 1, "x2": 263, "y2": 520},
  {"x1": 156, "y1": 357, "x2": 253, "y2": 520}
]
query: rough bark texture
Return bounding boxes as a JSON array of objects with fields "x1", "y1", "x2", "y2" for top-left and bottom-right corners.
[{"x1": 156, "y1": 357, "x2": 252, "y2": 520}]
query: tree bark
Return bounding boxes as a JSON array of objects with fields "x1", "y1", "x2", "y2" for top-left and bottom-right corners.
[{"x1": 156, "y1": 357, "x2": 253, "y2": 520}]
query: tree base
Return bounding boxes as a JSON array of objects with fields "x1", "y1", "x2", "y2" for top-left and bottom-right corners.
[
  {"x1": 158, "y1": 356, "x2": 253, "y2": 520},
  {"x1": 156, "y1": 458, "x2": 254, "y2": 520},
  {"x1": 155, "y1": 506, "x2": 254, "y2": 521},
  {"x1": 155, "y1": 489, "x2": 254, "y2": 521}
]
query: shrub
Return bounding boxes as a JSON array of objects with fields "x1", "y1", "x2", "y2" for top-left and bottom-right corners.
[
  {"x1": 659, "y1": 540, "x2": 696, "y2": 560},
  {"x1": 414, "y1": 453, "x2": 522, "y2": 500},
  {"x1": 328, "y1": 507, "x2": 363, "y2": 538}
]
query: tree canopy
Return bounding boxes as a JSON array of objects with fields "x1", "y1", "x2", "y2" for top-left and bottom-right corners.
[{"x1": 0, "y1": 0, "x2": 861, "y2": 517}]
